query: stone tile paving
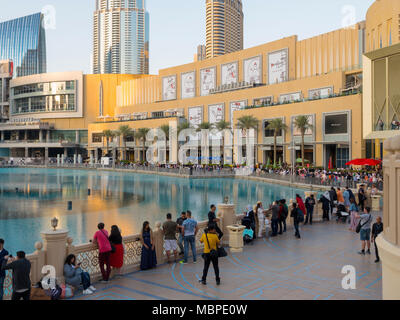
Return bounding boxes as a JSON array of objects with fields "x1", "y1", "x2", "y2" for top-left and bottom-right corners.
[{"x1": 74, "y1": 213, "x2": 382, "y2": 300}]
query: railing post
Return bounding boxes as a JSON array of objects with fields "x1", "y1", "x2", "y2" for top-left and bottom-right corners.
[
  {"x1": 217, "y1": 203, "x2": 236, "y2": 247},
  {"x1": 30, "y1": 241, "x2": 45, "y2": 283},
  {"x1": 41, "y1": 229, "x2": 69, "y2": 283}
]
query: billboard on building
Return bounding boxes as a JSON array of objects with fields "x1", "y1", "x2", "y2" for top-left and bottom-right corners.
[
  {"x1": 253, "y1": 96, "x2": 273, "y2": 106},
  {"x1": 208, "y1": 104, "x2": 224, "y2": 124},
  {"x1": 200, "y1": 67, "x2": 216, "y2": 96},
  {"x1": 0, "y1": 61, "x2": 13, "y2": 77},
  {"x1": 221, "y1": 62, "x2": 238, "y2": 86},
  {"x1": 309, "y1": 86, "x2": 333, "y2": 99},
  {"x1": 280, "y1": 92, "x2": 302, "y2": 104},
  {"x1": 230, "y1": 100, "x2": 247, "y2": 125},
  {"x1": 188, "y1": 106, "x2": 203, "y2": 128},
  {"x1": 268, "y1": 48, "x2": 289, "y2": 85},
  {"x1": 325, "y1": 113, "x2": 348, "y2": 135},
  {"x1": 162, "y1": 75, "x2": 177, "y2": 101},
  {"x1": 243, "y1": 56, "x2": 262, "y2": 84},
  {"x1": 181, "y1": 71, "x2": 196, "y2": 99}
]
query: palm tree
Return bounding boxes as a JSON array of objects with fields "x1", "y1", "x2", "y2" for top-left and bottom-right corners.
[
  {"x1": 117, "y1": 125, "x2": 133, "y2": 161},
  {"x1": 102, "y1": 129, "x2": 115, "y2": 157},
  {"x1": 196, "y1": 122, "x2": 214, "y2": 164},
  {"x1": 159, "y1": 124, "x2": 170, "y2": 163},
  {"x1": 236, "y1": 115, "x2": 259, "y2": 131},
  {"x1": 236, "y1": 115, "x2": 259, "y2": 165},
  {"x1": 266, "y1": 118, "x2": 288, "y2": 167},
  {"x1": 177, "y1": 120, "x2": 192, "y2": 134},
  {"x1": 215, "y1": 120, "x2": 232, "y2": 164},
  {"x1": 134, "y1": 128, "x2": 150, "y2": 162},
  {"x1": 293, "y1": 115, "x2": 313, "y2": 167}
]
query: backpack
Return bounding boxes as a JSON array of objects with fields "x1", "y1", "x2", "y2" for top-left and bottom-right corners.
[{"x1": 297, "y1": 209, "x2": 305, "y2": 223}]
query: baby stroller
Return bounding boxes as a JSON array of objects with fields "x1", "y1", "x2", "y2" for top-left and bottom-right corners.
[
  {"x1": 243, "y1": 227, "x2": 254, "y2": 245},
  {"x1": 336, "y1": 203, "x2": 350, "y2": 223}
]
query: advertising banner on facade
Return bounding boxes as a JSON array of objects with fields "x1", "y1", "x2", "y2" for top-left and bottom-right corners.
[
  {"x1": 0, "y1": 60, "x2": 13, "y2": 77},
  {"x1": 188, "y1": 106, "x2": 203, "y2": 128},
  {"x1": 280, "y1": 92, "x2": 302, "y2": 104},
  {"x1": 230, "y1": 100, "x2": 247, "y2": 125},
  {"x1": 309, "y1": 86, "x2": 333, "y2": 99},
  {"x1": 325, "y1": 113, "x2": 348, "y2": 135},
  {"x1": 181, "y1": 71, "x2": 196, "y2": 99},
  {"x1": 208, "y1": 104, "x2": 224, "y2": 124},
  {"x1": 253, "y1": 96, "x2": 273, "y2": 106},
  {"x1": 221, "y1": 62, "x2": 238, "y2": 86},
  {"x1": 268, "y1": 48, "x2": 289, "y2": 85},
  {"x1": 162, "y1": 75, "x2": 177, "y2": 101},
  {"x1": 200, "y1": 67, "x2": 216, "y2": 96},
  {"x1": 243, "y1": 56, "x2": 262, "y2": 84}
]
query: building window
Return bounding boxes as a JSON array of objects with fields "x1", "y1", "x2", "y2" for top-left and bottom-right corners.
[
  {"x1": 92, "y1": 133, "x2": 103, "y2": 143},
  {"x1": 336, "y1": 147, "x2": 349, "y2": 169}
]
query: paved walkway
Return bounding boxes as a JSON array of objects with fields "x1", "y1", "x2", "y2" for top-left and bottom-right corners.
[{"x1": 73, "y1": 215, "x2": 382, "y2": 300}]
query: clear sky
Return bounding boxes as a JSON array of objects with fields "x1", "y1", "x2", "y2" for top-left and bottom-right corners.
[{"x1": 0, "y1": 0, "x2": 375, "y2": 75}]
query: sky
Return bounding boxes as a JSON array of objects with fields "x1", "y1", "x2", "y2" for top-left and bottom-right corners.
[{"x1": 0, "y1": 0, "x2": 375, "y2": 75}]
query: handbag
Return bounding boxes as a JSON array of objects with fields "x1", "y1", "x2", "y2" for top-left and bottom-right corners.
[
  {"x1": 101, "y1": 230, "x2": 116, "y2": 253},
  {"x1": 217, "y1": 247, "x2": 227, "y2": 258},
  {"x1": 356, "y1": 214, "x2": 372, "y2": 234}
]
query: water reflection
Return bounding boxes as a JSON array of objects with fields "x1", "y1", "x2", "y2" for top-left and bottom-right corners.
[{"x1": 0, "y1": 168, "x2": 306, "y2": 254}]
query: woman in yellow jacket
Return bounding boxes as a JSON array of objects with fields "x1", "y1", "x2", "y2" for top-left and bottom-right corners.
[{"x1": 199, "y1": 223, "x2": 221, "y2": 286}]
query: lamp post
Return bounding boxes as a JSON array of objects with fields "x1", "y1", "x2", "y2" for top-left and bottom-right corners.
[{"x1": 51, "y1": 217, "x2": 58, "y2": 231}]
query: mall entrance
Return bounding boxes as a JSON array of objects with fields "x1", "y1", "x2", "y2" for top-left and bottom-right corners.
[{"x1": 324, "y1": 144, "x2": 349, "y2": 169}]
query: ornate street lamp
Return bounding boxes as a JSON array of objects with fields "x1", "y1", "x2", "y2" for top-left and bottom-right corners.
[{"x1": 51, "y1": 217, "x2": 58, "y2": 231}]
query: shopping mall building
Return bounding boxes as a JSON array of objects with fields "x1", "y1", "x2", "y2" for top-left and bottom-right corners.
[{"x1": 0, "y1": 0, "x2": 399, "y2": 167}]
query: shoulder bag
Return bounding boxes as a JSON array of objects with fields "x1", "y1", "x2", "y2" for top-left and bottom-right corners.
[
  {"x1": 356, "y1": 214, "x2": 372, "y2": 234},
  {"x1": 204, "y1": 232, "x2": 218, "y2": 260},
  {"x1": 101, "y1": 230, "x2": 116, "y2": 253}
]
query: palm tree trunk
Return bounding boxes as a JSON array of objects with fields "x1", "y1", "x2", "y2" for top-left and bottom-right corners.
[
  {"x1": 273, "y1": 131, "x2": 277, "y2": 166},
  {"x1": 124, "y1": 139, "x2": 127, "y2": 161},
  {"x1": 106, "y1": 139, "x2": 109, "y2": 157},
  {"x1": 301, "y1": 133, "x2": 305, "y2": 167}
]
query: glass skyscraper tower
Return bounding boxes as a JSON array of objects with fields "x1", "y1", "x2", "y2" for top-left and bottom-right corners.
[
  {"x1": 0, "y1": 13, "x2": 47, "y2": 78},
  {"x1": 93, "y1": 0, "x2": 149, "y2": 75}
]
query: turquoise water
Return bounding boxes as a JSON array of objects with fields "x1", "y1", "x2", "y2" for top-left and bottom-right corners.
[{"x1": 0, "y1": 168, "x2": 307, "y2": 254}]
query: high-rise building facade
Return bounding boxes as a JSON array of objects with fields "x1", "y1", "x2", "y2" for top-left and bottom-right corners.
[
  {"x1": 93, "y1": 0, "x2": 149, "y2": 75},
  {"x1": 206, "y1": 0, "x2": 244, "y2": 59},
  {"x1": 196, "y1": 45, "x2": 207, "y2": 61},
  {"x1": 0, "y1": 13, "x2": 47, "y2": 78}
]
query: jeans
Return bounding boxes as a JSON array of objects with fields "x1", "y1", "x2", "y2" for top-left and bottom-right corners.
[
  {"x1": 305, "y1": 207, "x2": 314, "y2": 224},
  {"x1": 0, "y1": 276, "x2": 4, "y2": 300},
  {"x1": 11, "y1": 289, "x2": 30, "y2": 301},
  {"x1": 98, "y1": 251, "x2": 111, "y2": 281},
  {"x1": 81, "y1": 272, "x2": 91, "y2": 290},
  {"x1": 271, "y1": 218, "x2": 279, "y2": 236},
  {"x1": 294, "y1": 221, "x2": 301, "y2": 238},
  {"x1": 202, "y1": 253, "x2": 220, "y2": 282},
  {"x1": 178, "y1": 233, "x2": 184, "y2": 253},
  {"x1": 184, "y1": 235, "x2": 197, "y2": 263}
]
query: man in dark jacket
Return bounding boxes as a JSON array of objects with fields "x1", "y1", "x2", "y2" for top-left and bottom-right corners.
[
  {"x1": 1, "y1": 251, "x2": 31, "y2": 300},
  {"x1": 208, "y1": 204, "x2": 223, "y2": 240},
  {"x1": 0, "y1": 239, "x2": 9, "y2": 300},
  {"x1": 290, "y1": 203, "x2": 302, "y2": 239},
  {"x1": 305, "y1": 194, "x2": 316, "y2": 225},
  {"x1": 329, "y1": 187, "x2": 338, "y2": 216},
  {"x1": 371, "y1": 216, "x2": 384, "y2": 263}
]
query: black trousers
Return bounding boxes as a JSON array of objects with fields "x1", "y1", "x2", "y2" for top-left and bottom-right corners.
[
  {"x1": 278, "y1": 219, "x2": 286, "y2": 233},
  {"x1": 215, "y1": 225, "x2": 224, "y2": 240},
  {"x1": 305, "y1": 208, "x2": 314, "y2": 224},
  {"x1": 374, "y1": 240, "x2": 380, "y2": 261},
  {"x1": 323, "y1": 208, "x2": 330, "y2": 221},
  {"x1": 11, "y1": 289, "x2": 30, "y2": 301},
  {"x1": 202, "y1": 253, "x2": 220, "y2": 282}
]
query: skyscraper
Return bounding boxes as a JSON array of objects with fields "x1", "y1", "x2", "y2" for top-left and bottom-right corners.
[
  {"x1": 206, "y1": 0, "x2": 244, "y2": 59},
  {"x1": 93, "y1": 0, "x2": 149, "y2": 75},
  {"x1": 0, "y1": 13, "x2": 47, "y2": 78}
]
